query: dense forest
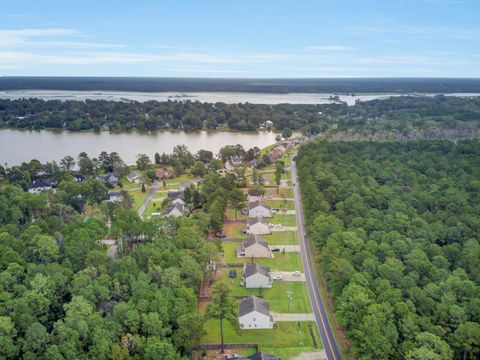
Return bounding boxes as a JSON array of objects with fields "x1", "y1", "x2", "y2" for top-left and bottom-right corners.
[
  {"x1": 297, "y1": 140, "x2": 480, "y2": 359},
  {"x1": 2, "y1": 77, "x2": 480, "y2": 93},
  {"x1": 1, "y1": 95, "x2": 480, "y2": 135},
  {"x1": 0, "y1": 182, "x2": 219, "y2": 359}
]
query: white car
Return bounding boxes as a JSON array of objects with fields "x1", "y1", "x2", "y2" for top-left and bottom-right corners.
[
  {"x1": 292, "y1": 271, "x2": 301, "y2": 277},
  {"x1": 272, "y1": 275, "x2": 283, "y2": 280}
]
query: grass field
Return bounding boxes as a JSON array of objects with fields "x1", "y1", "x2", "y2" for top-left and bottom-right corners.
[
  {"x1": 270, "y1": 214, "x2": 297, "y2": 227},
  {"x1": 267, "y1": 199, "x2": 295, "y2": 210},
  {"x1": 225, "y1": 207, "x2": 246, "y2": 220},
  {"x1": 266, "y1": 231, "x2": 298, "y2": 245},
  {"x1": 222, "y1": 242, "x2": 304, "y2": 272},
  {"x1": 202, "y1": 320, "x2": 321, "y2": 359},
  {"x1": 223, "y1": 223, "x2": 247, "y2": 238},
  {"x1": 128, "y1": 189, "x2": 148, "y2": 210}
]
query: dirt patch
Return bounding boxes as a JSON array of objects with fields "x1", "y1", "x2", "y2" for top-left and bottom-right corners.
[{"x1": 224, "y1": 223, "x2": 245, "y2": 238}]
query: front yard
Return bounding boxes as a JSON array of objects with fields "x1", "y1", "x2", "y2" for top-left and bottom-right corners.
[{"x1": 270, "y1": 214, "x2": 297, "y2": 227}]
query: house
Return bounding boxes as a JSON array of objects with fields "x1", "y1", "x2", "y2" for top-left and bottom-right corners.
[
  {"x1": 166, "y1": 203, "x2": 184, "y2": 217},
  {"x1": 72, "y1": 173, "x2": 86, "y2": 182},
  {"x1": 108, "y1": 191, "x2": 123, "y2": 202},
  {"x1": 225, "y1": 156, "x2": 243, "y2": 171},
  {"x1": 238, "y1": 296, "x2": 274, "y2": 329},
  {"x1": 27, "y1": 181, "x2": 55, "y2": 194},
  {"x1": 126, "y1": 171, "x2": 141, "y2": 184},
  {"x1": 246, "y1": 218, "x2": 270, "y2": 235},
  {"x1": 236, "y1": 236, "x2": 272, "y2": 258},
  {"x1": 155, "y1": 168, "x2": 174, "y2": 180},
  {"x1": 273, "y1": 144, "x2": 286, "y2": 153},
  {"x1": 172, "y1": 197, "x2": 185, "y2": 206},
  {"x1": 265, "y1": 120, "x2": 274, "y2": 128},
  {"x1": 249, "y1": 159, "x2": 258, "y2": 168},
  {"x1": 247, "y1": 194, "x2": 263, "y2": 203},
  {"x1": 270, "y1": 150, "x2": 282, "y2": 160},
  {"x1": 96, "y1": 173, "x2": 119, "y2": 186},
  {"x1": 248, "y1": 201, "x2": 272, "y2": 218},
  {"x1": 245, "y1": 352, "x2": 280, "y2": 360},
  {"x1": 179, "y1": 181, "x2": 195, "y2": 191},
  {"x1": 168, "y1": 190, "x2": 184, "y2": 201},
  {"x1": 243, "y1": 263, "x2": 272, "y2": 288}
]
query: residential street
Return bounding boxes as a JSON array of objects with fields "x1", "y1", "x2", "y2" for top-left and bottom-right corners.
[{"x1": 291, "y1": 159, "x2": 343, "y2": 360}]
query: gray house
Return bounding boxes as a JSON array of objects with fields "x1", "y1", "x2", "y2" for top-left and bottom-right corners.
[
  {"x1": 246, "y1": 217, "x2": 270, "y2": 235},
  {"x1": 238, "y1": 296, "x2": 274, "y2": 329},
  {"x1": 236, "y1": 236, "x2": 272, "y2": 258},
  {"x1": 246, "y1": 352, "x2": 280, "y2": 360},
  {"x1": 243, "y1": 263, "x2": 272, "y2": 288},
  {"x1": 96, "y1": 173, "x2": 119, "y2": 186},
  {"x1": 248, "y1": 201, "x2": 272, "y2": 218},
  {"x1": 166, "y1": 203, "x2": 184, "y2": 217}
]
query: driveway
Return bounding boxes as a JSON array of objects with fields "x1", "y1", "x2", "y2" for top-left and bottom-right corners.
[
  {"x1": 270, "y1": 245, "x2": 300, "y2": 252},
  {"x1": 137, "y1": 185, "x2": 158, "y2": 217},
  {"x1": 270, "y1": 226, "x2": 298, "y2": 232},
  {"x1": 271, "y1": 271, "x2": 306, "y2": 282},
  {"x1": 292, "y1": 350, "x2": 327, "y2": 360},
  {"x1": 271, "y1": 312, "x2": 315, "y2": 321}
]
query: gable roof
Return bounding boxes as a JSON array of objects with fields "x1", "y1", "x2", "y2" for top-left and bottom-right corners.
[
  {"x1": 247, "y1": 217, "x2": 268, "y2": 227},
  {"x1": 242, "y1": 236, "x2": 268, "y2": 250},
  {"x1": 168, "y1": 190, "x2": 184, "y2": 200},
  {"x1": 247, "y1": 352, "x2": 280, "y2": 360},
  {"x1": 28, "y1": 181, "x2": 54, "y2": 189},
  {"x1": 238, "y1": 296, "x2": 270, "y2": 317},
  {"x1": 127, "y1": 171, "x2": 140, "y2": 180},
  {"x1": 167, "y1": 202, "x2": 184, "y2": 214},
  {"x1": 244, "y1": 263, "x2": 270, "y2": 278},
  {"x1": 248, "y1": 201, "x2": 271, "y2": 211}
]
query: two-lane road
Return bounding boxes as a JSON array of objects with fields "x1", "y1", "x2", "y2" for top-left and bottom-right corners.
[{"x1": 291, "y1": 160, "x2": 343, "y2": 360}]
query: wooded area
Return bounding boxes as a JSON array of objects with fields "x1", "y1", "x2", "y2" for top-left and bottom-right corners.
[
  {"x1": 1, "y1": 95, "x2": 479, "y2": 136},
  {"x1": 297, "y1": 140, "x2": 480, "y2": 360}
]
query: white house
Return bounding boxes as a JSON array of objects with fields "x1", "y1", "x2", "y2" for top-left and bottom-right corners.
[
  {"x1": 236, "y1": 236, "x2": 272, "y2": 258},
  {"x1": 126, "y1": 171, "x2": 141, "y2": 184},
  {"x1": 248, "y1": 201, "x2": 272, "y2": 218},
  {"x1": 108, "y1": 191, "x2": 123, "y2": 202},
  {"x1": 238, "y1": 296, "x2": 274, "y2": 329},
  {"x1": 225, "y1": 157, "x2": 243, "y2": 171},
  {"x1": 27, "y1": 181, "x2": 55, "y2": 194},
  {"x1": 166, "y1": 203, "x2": 184, "y2": 217},
  {"x1": 246, "y1": 218, "x2": 270, "y2": 235},
  {"x1": 243, "y1": 263, "x2": 272, "y2": 288}
]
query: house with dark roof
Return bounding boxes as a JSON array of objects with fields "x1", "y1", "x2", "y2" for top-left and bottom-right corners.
[
  {"x1": 246, "y1": 217, "x2": 270, "y2": 235},
  {"x1": 225, "y1": 156, "x2": 243, "y2": 171},
  {"x1": 27, "y1": 181, "x2": 55, "y2": 194},
  {"x1": 72, "y1": 173, "x2": 86, "y2": 182},
  {"x1": 96, "y1": 173, "x2": 119, "y2": 186},
  {"x1": 166, "y1": 203, "x2": 184, "y2": 217},
  {"x1": 107, "y1": 191, "x2": 123, "y2": 202},
  {"x1": 126, "y1": 171, "x2": 141, "y2": 184},
  {"x1": 246, "y1": 352, "x2": 280, "y2": 360},
  {"x1": 236, "y1": 236, "x2": 271, "y2": 258},
  {"x1": 238, "y1": 296, "x2": 274, "y2": 329},
  {"x1": 243, "y1": 263, "x2": 272, "y2": 288},
  {"x1": 248, "y1": 201, "x2": 272, "y2": 218}
]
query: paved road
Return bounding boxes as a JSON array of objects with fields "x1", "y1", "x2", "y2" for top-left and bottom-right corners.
[
  {"x1": 137, "y1": 185, "x2": 158, "y2": 218},
  {"x1": 291, "y1": 160, "x2": 343, "y2": 360}
]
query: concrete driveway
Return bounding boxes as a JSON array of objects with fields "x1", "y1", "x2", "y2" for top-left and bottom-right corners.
[
  {"x1": 270, "y1": 226, "x2": 298, "y2": 232},
  {"x1": 271, "y1": 312, "x2": 315, "y2": 321},
  {"x1": 271, "y1": 271, "x2": 306, "y2": 282},
  {"x1": 292, "y1": 350, "x2": 327, "y2": 360},
  {"x1": 270, "y1": 245, "x2": 300, "y2": 252}
]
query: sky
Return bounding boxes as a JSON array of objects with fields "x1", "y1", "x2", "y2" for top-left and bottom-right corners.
[{"x1": 0, "y1": 0, "x2": 479, "y2": 78}]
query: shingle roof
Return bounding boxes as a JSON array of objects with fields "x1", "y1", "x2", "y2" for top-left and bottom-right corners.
[
  {"x1": 248, "y1": 201, "x2": 270, "y2": 211},
  {"x1": 242, "y1": 236, "x2": 268, "y2": 250},
  {"x1": 27, "y1": 181, "x2": 54, "y2": 189},
  {"x1": 248, "y1": 352, "x2": 280, "y2": 360},
  {"x1": 238, "y1": 296, "x2": 270, "y2": 317},
  {"x1": 244, "y1": 263, "x2": 270, "y2": 278},
  {"x1": 247, "y1": 217, "x2": 268, "y2": 226}
]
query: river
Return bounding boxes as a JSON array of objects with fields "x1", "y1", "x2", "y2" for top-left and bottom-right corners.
[{"x1": 0, "y1": 129, "x2": 279, "y2": 166}]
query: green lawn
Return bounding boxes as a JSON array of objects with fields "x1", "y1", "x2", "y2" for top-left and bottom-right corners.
[
  {"x1": 267, "y1": 199, "x2": 295, "y2": 210},
  {"x1": 225, "y1": 207, "x2": 246, "y2": 220},
  {"x1": 129, "y1": 189, "x2": 149, "y2": 210},
  {"x1": 270, "y1": 214, "x2": 297, "y2": 227},
  {"x1": 216, "y1": 268, "x2": 310, "y2": 313},
  {"x1": 202, "y1": 320, "x2": 321, "y2": 359},
  {"x1": 266, "y1": 231, "x2": 298, "y2": 245},
  {"x1": 221, "y1": 242, "x2": 303, "y2": 272}
]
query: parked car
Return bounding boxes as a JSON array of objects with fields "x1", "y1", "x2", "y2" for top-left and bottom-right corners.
[
  {"x1": 215, "y1": 231, "x2": 226, "y2": 238},
  {"x1": 292, "y1": 271, "x2": 301, "y2": 277},
  {"x1": 272, "y1": 275, "x2": 283, "y2": 280},
  {"x1": 272, "y1": 248, "x2": 281, "y2": 252},
  {"x1": 229, "y1": 270, "x2": 237, "y2": 278}
]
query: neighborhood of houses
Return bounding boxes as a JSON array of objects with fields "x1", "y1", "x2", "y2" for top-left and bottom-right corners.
[{"x1": 21, "y1": 135, "x2": 318, "y2": 359}]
